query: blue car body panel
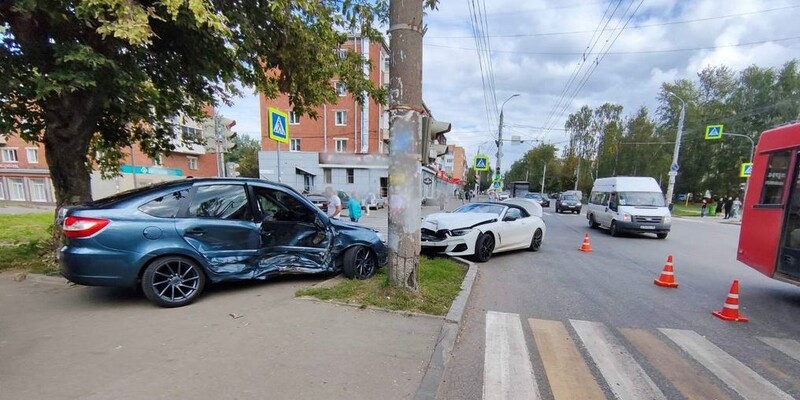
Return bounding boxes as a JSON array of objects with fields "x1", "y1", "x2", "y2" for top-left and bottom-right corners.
[{"x1": 60, "y1": 178, "x2": 387, "y2": 288}]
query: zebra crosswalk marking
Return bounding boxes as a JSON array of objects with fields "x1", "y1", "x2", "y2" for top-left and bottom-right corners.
[
  {"x1": 758, "y1": 337, "x2": 800, "y2": 363},
  {"x1": 620, "y1": 328, "x2": 732, "y2": 400},
  {"x1": 660, "y1": 328, "x2": 793, "y2": 400},
  {"x1": 529, "y1": 319, "x2": 605, "y2": 400},
  {"x1": 570, "y1": 320, "x2": 666, "y2": 400},
  {"x1": 483, "y1": 311, "x2": 541, "y2": 400}
]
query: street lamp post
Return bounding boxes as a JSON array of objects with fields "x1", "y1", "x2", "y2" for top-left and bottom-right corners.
[
  {"x1": 495, "y1": 94, "x2": 520, "y2": 178},
  {"x1": 665, "y1": 91, "x2": 686, "y2": 207}
]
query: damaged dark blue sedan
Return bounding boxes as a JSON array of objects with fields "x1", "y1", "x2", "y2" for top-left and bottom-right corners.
[{"x1": 59, "y1": 178, "x2": 387, "y2": 307}]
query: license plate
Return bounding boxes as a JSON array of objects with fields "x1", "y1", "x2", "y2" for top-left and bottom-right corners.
[{"x1": 640, "y1": 225, "x2": 655, "y2": 230}]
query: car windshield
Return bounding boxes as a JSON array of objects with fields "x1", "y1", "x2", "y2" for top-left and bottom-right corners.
[
  {"x1": 618, "y1": 192, "x2": 666, "y2": 207},
  {"x1": 525, "y1": 193, "x2": 542, "y2": 199},
  {"x1": 563, "y1": 195, "x2": 578, "y2": 201},
  {"x1": 454, "y1": 203, "x2": 505, "y2": 216}
]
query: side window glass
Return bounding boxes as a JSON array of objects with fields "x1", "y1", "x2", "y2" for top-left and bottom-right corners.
[
  {"x1": 254, "y1": 187, "x2": 316, "y2": 224},
  {"x1": 139, "y1": 189, "x2": 189, "y2": 218},
  {"x1": 506, "y1": 208, "x2": 521, "y2": 220},
  {"x1": 760, "y1": 151, "x2": 791, "y2": 205},
  {"x1": 188, "y1": 185, "x2": 252, "y2": 220}
]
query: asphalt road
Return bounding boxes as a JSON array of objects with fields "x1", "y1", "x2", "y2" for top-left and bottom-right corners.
[{"x1": 439, "y1": 207, "x2": 800, "y2": 400}]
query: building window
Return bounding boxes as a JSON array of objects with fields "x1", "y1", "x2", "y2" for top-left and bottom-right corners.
[
  {"x1": 335, "y1": 111, "x2": 347, "y2": 126},
  {"x1": 384, "y1": 57, "x2": 390, "y2": 70},
  {"x1": 187, "y1": 156, "x2": 198, "y2": 170},
  {"x1": 2, "y1": 148, "x2": 18, "y2": 163},
  {"x1": 180, "y1": 126, "x2": 202, "y2": 140},
  {"x1": 324, "y1": 168, "x2": 332, "y2": 184},
  {"x1": 290, "y1": 138, "x2": 301, "y2": 152},
  {"x1": 337, "y1": 49, "x2": 348, "y2": 59},
  {"x1": 289, "y1": 111, "x2": 300, "y2": 125},
  {"x1": 335, "y1": 81, "x2": 347, "y2": 96},
  {"x1": 9, "y1": 178, "x2": 25, "y2": 201},
  {"x1": 26, "y1": 148, "x2": 39, "y2": 164},
  {"x1": 0, "y1": 178, "x2": 4, "y2": 200},
  {"x1": 29, "y1": 179, "x2": 47, "y2": 202},
  {"x1": 335, "y1": 139, "x2": 348, "y2": 153},
  {"x1": 347, "y1": 168, "x2": 355, "y2": 184}
]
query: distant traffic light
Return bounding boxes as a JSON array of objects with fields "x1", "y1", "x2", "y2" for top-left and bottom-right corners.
[{"x1": 226, "y1": 162, "x2": 240, "y2": 177}]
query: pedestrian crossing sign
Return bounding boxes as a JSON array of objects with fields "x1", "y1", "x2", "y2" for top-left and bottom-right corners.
[
  {"x1": 474, "y1": 155, "x2": 490, "y2": 171},
  {"x1": 269, "y1": 108, "x2": 289, "y2": 144},
  {"x1": 705, "y1": 124, "x2": 723, "y2": 140},
  {"x1": 740, "y1": 162, "x2": 753, "y2": 178}
]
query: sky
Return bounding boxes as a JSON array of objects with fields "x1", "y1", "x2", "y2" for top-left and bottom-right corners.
[{"x1": 220, "y1": 0, "x2": 800, "y2": 172}]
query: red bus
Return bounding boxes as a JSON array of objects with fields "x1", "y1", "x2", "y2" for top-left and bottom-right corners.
[{"x1": 738, "y1": 122, "x2": 800, "y2": 285}]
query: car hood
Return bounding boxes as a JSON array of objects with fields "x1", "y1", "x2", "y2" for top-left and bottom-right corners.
[
  {"x1": 422, "y1": 212, "x2": 498, "y2": 230},
  {"x1": 330, "y1": 218, "x2": 381, "y2": 239}
]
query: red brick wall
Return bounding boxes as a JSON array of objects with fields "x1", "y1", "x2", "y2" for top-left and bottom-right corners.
[
  {"x1": 0, "y1": 136, "x2": 47, "y2": 169},
  {"x1": 260, "y1": 38, "x2": 389, "y2": 155}
]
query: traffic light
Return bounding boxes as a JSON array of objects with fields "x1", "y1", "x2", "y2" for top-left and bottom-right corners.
[
  {"x1": 226, "y1": 162, "x2": 240, "y2": 177},
  {"x1": 222, "y1": 119, "x2": 237, "y2": 152},
  {"x1": 421, "y1": 116, "x2": 451, "y2": 164}
]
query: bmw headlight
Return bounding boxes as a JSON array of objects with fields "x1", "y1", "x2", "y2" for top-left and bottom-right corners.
[
  {"x1": 621, "y1": 213, "x2": 632, "y2": 222},
  {"x1": 664, "y1": 215, "x2": 672, "y2": 224},
  {"x1": 450, "y1": 228, "x2": 472, "y2": 236}
]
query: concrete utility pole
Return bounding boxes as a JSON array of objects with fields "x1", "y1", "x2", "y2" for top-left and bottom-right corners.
[
  {"x1": 495, "y1": 94, "x2": 519, "y2": 177},
  {"x1": 387, "y1": 0, "x2": 424, "y2": 291},
  {"x1": 665, "y1": 92, "x2": 686, "y2": 207}
]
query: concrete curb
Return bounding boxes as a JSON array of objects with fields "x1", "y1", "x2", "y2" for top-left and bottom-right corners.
[
  {"x1": 1, "y1": 271, "x2": 69, "y2": 285},
  {"x1": 415, "y1": 257, "x2": 478, "y2": 400}
]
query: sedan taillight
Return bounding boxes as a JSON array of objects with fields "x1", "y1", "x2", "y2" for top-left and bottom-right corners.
[{"x1": 63, "y1": 216, "x2": 110, "y2": 238}]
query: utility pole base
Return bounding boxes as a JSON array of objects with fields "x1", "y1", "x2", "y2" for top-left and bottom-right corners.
[{"x1": 389, "y1": 250, "x2": 419, "y2": 292}]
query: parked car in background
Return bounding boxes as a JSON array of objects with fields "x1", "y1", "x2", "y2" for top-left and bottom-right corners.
[
  {"x1": 420, "y1": 200, "x2": 545, "y2": 262},
  {"x1": 305, "y1": 193, "x2": 328, "y2": 211},
  {"x1": 365, "y1": 193, "x2": 385, "y2": 209},
  {"x1": 555, "y1": 193, "x2": 582, "y2": 214},
  {"x1": 498, "y1": 191, "x2": 510, "y2": 201},
  {"x1": 59, "y1": 178, "x2": 387, "y2": 307},
  {"x1": 524, "y1": 192, "x2": 550, "y2": 207}
]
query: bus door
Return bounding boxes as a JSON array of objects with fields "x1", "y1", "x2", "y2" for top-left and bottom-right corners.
[{"x1": 778, "y1": 151, "x2": 800, "y2": 280}]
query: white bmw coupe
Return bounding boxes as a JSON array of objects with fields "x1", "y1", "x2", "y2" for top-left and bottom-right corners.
[{"x1": 420, "y1": 199, "x2": 546, "y2": 262}]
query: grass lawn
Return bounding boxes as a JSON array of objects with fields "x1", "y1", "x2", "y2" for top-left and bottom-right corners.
[
  {"x1": 0, "y1": 213, "x2": 59, "y2": 275},
  {"x1": 671, "y1": 203, "x2": 703, "y2": 217},
  {"x1": 296, "y1": 256, "x2": 467, "y2": 316}
]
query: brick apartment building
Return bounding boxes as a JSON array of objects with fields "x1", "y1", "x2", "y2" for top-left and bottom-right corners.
[
  {"x1": 440, "y1": 145, "x2": 468, "y2": 182},
  {"x1": 0, "y1": 116, "x2": 218, "y2": 206},
  {"x1": 258, "y1": 36, "x2": 391, "y2": 197}
]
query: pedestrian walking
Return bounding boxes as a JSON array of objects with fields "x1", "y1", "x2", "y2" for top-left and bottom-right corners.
[
  {"x1": 724, "y1": 196, "x2": 734, "y2": 219},
  {"x1": 700, "y1": 199, "x2": 708, "y2": 218},
  {"x1": 324, "y1": 186, "x2": 342, "y2": 219},
  {"x1": 347, "y1": 192, "x2": 362, "y2": 222},
  {"x1": 733, "y1": 197, "x2": 742, "y2": 218},
  {"x1": 458, "y1": 189, "x2": 465, "y2": 204}
]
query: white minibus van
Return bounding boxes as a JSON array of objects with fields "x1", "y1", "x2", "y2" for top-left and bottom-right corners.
[{"x1": 586, "y1": 177, "x2": 671, "y2": 239}]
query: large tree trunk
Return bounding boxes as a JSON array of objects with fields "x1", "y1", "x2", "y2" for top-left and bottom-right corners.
[{"x1": 387, "y1": 0, "x2": 423, "y2": 291}]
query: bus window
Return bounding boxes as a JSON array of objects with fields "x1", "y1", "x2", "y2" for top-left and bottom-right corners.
[{"x1": 760, "y1": 151, "x2": 791, "y2": 205}]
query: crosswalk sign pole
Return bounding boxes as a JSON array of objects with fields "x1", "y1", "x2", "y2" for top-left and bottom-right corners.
[{"x1": 277, "y1": 142, "x2": 281, "y2": 183}]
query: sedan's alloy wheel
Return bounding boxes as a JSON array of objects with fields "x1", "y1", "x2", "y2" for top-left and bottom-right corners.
[{"x1": 143, "y1": 257, "x2": 206, "y2": 307}]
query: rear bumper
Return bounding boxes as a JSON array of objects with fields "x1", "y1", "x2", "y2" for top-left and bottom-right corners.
[
  {"x1": 59, "y1": 246, "x2": 141, "y2": 287},
  {"x1": 559, "y1": 204, "x2": 581, "y2": 211}
]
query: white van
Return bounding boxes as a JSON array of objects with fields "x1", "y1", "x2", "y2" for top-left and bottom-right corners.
[{"x1": 586, "y1": 177, "x2": 671, "y2": 239}]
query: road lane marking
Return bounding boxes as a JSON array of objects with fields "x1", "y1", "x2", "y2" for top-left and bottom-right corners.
[
  {"x1": 757, "y1": 337, "x2": 800, "y2": 363},
  {"x1": 529, "y1": 319, "x2": 605, "y2": 400},
  {"x1": 660, "y1": 329, "x2": 793, "y2": 400},
  {"x1": 570, "y1": 320, "x2": 666, "y2": 400},
  {"x1": 484, "y1": 311, "x2": 541, "y2": 400},
  {"x1": 620, "y1": 328, "x2": 731, "y2": 400}
]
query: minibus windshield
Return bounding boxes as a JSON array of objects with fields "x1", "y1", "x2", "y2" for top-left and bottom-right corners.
[{"x1": 618, "y1": 192, "x2": 666, "y2": 207}]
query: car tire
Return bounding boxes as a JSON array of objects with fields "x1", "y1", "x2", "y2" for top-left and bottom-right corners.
[
  {"x1": 343, "y1": 246, "x2": 377, "y2": 280},
  {"x1": 473, "y1": 233, "x2": 495, "y2": 263},
  {"x1": 142, "y1": 256, "x2": 206, "y2": 308},
  {"x1": 588, "y1": 214, "x2": 599, "y2": 229},
  {"x1": 528, "y1": 228, "x2": 543, "y2": 252},
  {"x1": 610, "y1": 221, "x2": 620, "y2": 237},
  {"x1": 657, "y1": 232, "x2": 668, "y2": 239}
]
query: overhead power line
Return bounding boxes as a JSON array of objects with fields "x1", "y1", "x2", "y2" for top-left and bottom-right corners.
[
  {"x1": 424, "y1": 36, "x2": 800, "y2": 56},
  {"x1": 426, "y1": 5, "x2": 800, "y2": 39}
]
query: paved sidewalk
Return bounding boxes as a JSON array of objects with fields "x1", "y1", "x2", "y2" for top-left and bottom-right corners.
[{"x1": 0, "y1": 275, "x2": 442, "y2": 400}]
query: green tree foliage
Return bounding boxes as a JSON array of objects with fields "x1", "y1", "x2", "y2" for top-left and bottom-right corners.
[
  {"x1": 0, "y1": 0, "x2": 394, "y2": 206},
  {"x1": 504, "y1": 143, "x2": 559, "y2": 192},
  {"x1": 226, "y1": 135, "x2": 260, "y2": 178}
]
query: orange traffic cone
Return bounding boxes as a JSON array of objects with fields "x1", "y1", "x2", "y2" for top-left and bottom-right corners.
[
  {"x1": 654, "y1": 255, "x2": 679, "y2": 288},
  {"x1": 578, "y1": 233, "x2": 593, "y2": 252},
  {"x1": 712, "y1": 280, "x2": 749, "y2": 322}
]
